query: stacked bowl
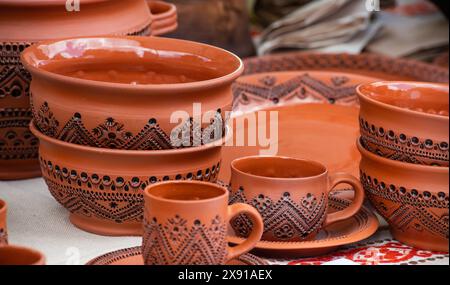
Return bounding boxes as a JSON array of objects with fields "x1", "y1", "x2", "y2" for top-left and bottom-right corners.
[
  {"x1": 356, "y1": 81, "x2": 449, "y2": 251},
  {"x1": 21, "y1": 36, "x2": 243, "y2": 236}
]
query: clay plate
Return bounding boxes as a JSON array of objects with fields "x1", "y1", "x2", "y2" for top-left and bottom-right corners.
[
  {"x1": 243, "y1": 52, "x2": 449, "y2": 83},
  {"x1": 220, "y1": 103, "x2": 360, "y2": 182},
  {"x1": 232, "y1": 71, "x2": 380, "y2": 113},
  {"x1": 86, "y1": 247, "x2": 268, "y2": 265},
  {"x1": 228, "y1": 192, "x2": 379, "y2": 258}
]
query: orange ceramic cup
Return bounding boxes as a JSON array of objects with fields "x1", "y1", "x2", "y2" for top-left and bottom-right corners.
[
  {"x1": 0, "y1": 245, "x2": 45, "y2": 265},
  {"x1": 0, "y1": 199, "x2": 6, "y2": 245},
  {"x1": 143, "y1": 181, "x2": 264, "y2": 265},
  {"x1": 229, "y1": 156, "x2": 365, "y2": 242}
]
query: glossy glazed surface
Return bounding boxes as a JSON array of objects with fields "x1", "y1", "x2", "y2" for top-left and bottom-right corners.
[
  {"x1": 31, "y1": 123, "x2": 223, "y2": 236},
  {"x1": 358, "y1": 139, "x2": 449, "y2": 252},
  {"x1": 357, "y1": 81, "x2": 449, "y2": 166}
]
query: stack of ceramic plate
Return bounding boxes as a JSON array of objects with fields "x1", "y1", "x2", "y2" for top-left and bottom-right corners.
[
  {"x1": 356, "y1": 81, "x2": 449, "y2": 252},
  {"x1": 0, "y1": 0, "x2": 179, "y2": 181},
  {"x1": 20, "y1": 36, "x2": 243, "y2": 236}
]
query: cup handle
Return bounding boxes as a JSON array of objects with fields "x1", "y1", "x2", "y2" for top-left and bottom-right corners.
[
  {"x1": 323, "y1": 173, "x2": 365, "y2": 227},
  {"x1": 226, "y1": 203, "x2": 264, "y2": 261}
]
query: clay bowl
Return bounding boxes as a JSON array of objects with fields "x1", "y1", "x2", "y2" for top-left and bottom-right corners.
[
  {"x1": 30, "y1": 123, "x2": 223, "y2": 236},
  {"x1": 0, "y1": 199, "x2": 6, "y2": 245},
  {"x1": 148, "y1": 0, "x2": 178, "y2": 36},
  {"x1": 0, "y1": 0, "x2": 153, "y2": 180},
  {"x1": 22, "y1": 36, "x2": 242, "y2": 151},
  {"x1": 357, "y1": 138, "x2": 449, "y2": 252},
  {"x1": 0, "y1": 245, "x2": 45, "y2": 265},
  {"x1": 357, "y1": 81, "x2": 449, "y2": 167}
]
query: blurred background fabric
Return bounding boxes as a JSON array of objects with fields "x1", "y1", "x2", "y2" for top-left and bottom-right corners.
[{"x1": 166, "y1": 0, "x2": 449, "y2": 64}]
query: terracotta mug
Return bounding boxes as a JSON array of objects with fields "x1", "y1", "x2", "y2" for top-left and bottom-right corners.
[
  {"x1": 229, "y1": 156, "x2": 365, "y2": 242},
  {"x1": 0, "y1": 245, "x2": 45, "y2": 265},
  {"x1": 142, "y1": 181, "x2": 264, "y2": 265},
  {"x1": 0, "y1": 199, "x2": 6, "y2": 245}
]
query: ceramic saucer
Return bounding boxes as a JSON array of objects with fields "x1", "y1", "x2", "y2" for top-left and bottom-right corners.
[
  {"x1": 220, "y1": 103, "x2": 361, "y2": 182},
  {"x1": 228, "y1": 192, "x2": 379, "y2": 259},
  {"x1": 86, "y1": 247, "x2": 268, "y2": 265}
]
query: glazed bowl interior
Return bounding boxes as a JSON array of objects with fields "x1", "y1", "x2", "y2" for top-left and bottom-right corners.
[
  {"x1": 232, "y1": 156, "x2": 327, "y2": 179},
  {"x1": 146, "y1": 182, "x2": 226, "y2": 202},
  {"x1": 358, "y1": 82, "x2": 449, "y2": 117},
  {"x1": 21, "y1": 36, "x2": 243, "y2": 86}
]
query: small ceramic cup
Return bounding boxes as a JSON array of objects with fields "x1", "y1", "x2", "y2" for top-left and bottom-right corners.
[
  {"x1": 0, "y1": 245, "x2": 45, "y2": 265},
  {"x1": 229, "y1": 156, "x2": 365, "y2": 242},
  {"x1": 142, "y1": 181, "x2": 264, "y2": 265},
  {"x1": 0, "y1": 199, "x2": 7, "y2": 245}
]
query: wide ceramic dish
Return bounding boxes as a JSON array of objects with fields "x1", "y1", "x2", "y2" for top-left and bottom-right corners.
[
  {"x1": 30, "y1": 123, "x2": 223, "y2": 236},
  {"x1": 357, "y1": 81, "x2": 449, "y2": 166},
  {"x1": 358, "y1": 138, "x2": 449, "y2": 252},
  {"x1": 0, "y1": 245, "x2": 45, "y2": 265},
  {"x1": 22, "y1": 36, "x2": 242, "y2": 151},
  {"x1": 219, "y1": 103, "x2": 361, "y2": 182},
  {"x1": 0, "y1": 0, "x2": 153, "y2": 180},
  {"x1": 86, "y1": 248, "x2": 268, "y2": 265},
  {"x1": 232, "y1": 71, "x2": 380, "y2": 113},
  {"x1": 148, "y1": 0, "x2": 178, "y2": 36},
  {"x1": 228, "y1": 192, "x2": 379, "y2": 258}
]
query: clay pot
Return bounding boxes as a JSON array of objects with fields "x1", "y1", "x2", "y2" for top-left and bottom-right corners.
[
  {"x1": 22, "y1": 36, "x2": 242, "y2": 151},
  {"x1": 30, "y1": 123, "x2": 223, "y2": 236},
  {"x1": 0, "y1": 0, "x2": 154, "y2": 180},
  {"x1": 0, "y1": 199, "x2": 6, "y2": 245},
  {"x1": 357, "y1": 81, "x2": 449, "y2": 167},
  {"x1": 358, "y1": 138, "x2": 449, "y2": 252},
  {"x1": 0, "y1": 245, "x2": 45, "y2": 265},
  {"x1": 148, "y1": 1, "x2": 178, "y2": 36},
  {"x1": 229, "y1": 156, "x2": 365, "y2": 242},
  {"x1": 143, "y1": 181, "x2": 263, "y2": 265}
]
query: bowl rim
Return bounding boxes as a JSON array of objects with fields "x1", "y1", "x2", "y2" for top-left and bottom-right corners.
[
  {"x1": 30, "y1": 121, "x2": 225, "y2": 156},
  {"x1": 21, "y1": 36, "x2": 244, "y2": 93},
  {"x1": 357, "y1": 137, "x2": 449, "y2": 174},
  {"x1": 356, "y1": 81, "x2": 449, "y2": 122}
]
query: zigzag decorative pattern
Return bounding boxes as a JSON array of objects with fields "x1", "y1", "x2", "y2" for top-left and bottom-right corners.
[{"x1": 142, "y1": 215, "x2": 227, "y2": 265}]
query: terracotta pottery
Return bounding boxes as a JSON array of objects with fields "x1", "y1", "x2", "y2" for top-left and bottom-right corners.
[
  {"x1": 143, "y1": 181, "x2": 264, "y2": 265},
  {"x1": 228, "y1": 191, "x2": 379, "y2": 258},
  {"x1": 232, "y1": 71, "x2": 380, "y2": 113},
  {"x1": 0, "y1": 199, "x2": 6, "y2": 245},
  {"x1": 0, "y1": 0, "x2": 155, "y2": 180},
  {"x1": 30, "y1": 123, "x2": 223, "y2": 236},
  {"x1": 243, "y1": 52, "x2": 449, "y2": 83},
  {"x1": 358, "y1": 138, "x2": 449, "y2": 252},
  {"x1": 229, "y1": 156, "x2": 365, "y2": 242},
  {"x1": 220, "y1": 103, "x2": 361, "y2": 182},
  {"x1": 86, "y1": 247, "x2": 268, "y2": 265},
  {"x1": 22, "y1": 36, "x2": 242, "y2": 151},
  {"x1": 148, "y1": 1, "x2": 178, "y2": 36},
  {"x1": 0, "y1": 245, "x2": 45, "y2": 265},
  {"x1": 357, "y1": 81, "x2": 449, "y2": 167}
]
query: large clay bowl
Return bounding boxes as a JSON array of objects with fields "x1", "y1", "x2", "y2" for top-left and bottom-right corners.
[
  {"x1": 22, "y1": 36, "x2": 243, "y2": 151},
  {"x1": 357, "y1": 138, "x2": 449, "y2": 252},
  {"x1": 357, "y1": 81, "x2": 449, "y2": 167},
  {"x1": 148, "y1": 0, "x2": 178, "y2": 36},
  {"x1": 0, "y1": 0, "x2": 153, "y2": 180},
  {"x1": 30, "y1": 123, "x2": 223, "y2": 236}
]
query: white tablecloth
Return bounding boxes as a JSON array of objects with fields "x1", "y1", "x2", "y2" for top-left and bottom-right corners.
[{"x1": 1, "y1": 178, "x2": 448, "y2": 265}]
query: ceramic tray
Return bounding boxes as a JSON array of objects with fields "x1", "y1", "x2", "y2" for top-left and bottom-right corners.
[
  {"x1": 228, "y1": 191, "x2": 379, "y2": 258},
  {"x1": 86, "y1": 248, "x2": 268, "y2": 265},
  {"x1": 220, "y1": 103, "x2": 360, "y2": 182}
]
